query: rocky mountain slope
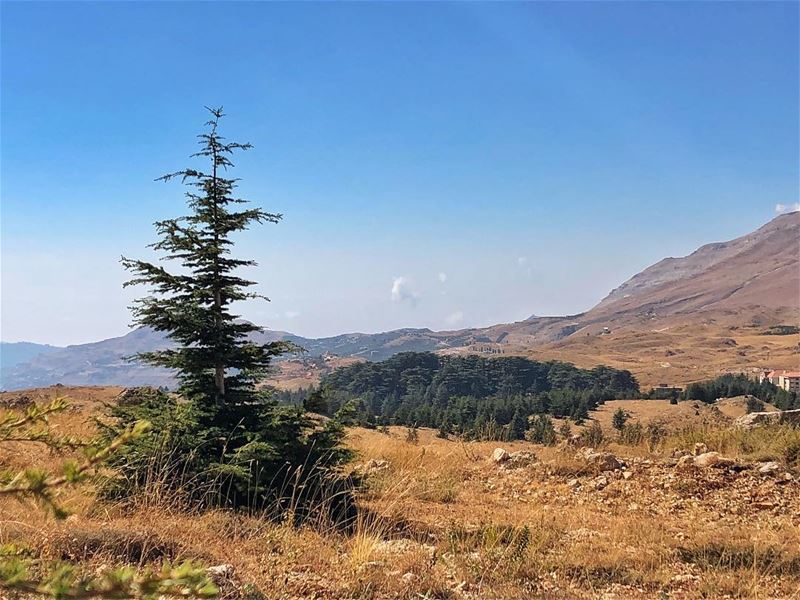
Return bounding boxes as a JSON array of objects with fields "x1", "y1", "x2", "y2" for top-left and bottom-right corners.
[
  {"x1": 3, "y1": 213, "x2": 798, "y2": 390},
  {"x1": 596, "y1": 212, "x2": 799, "y2": 311}
]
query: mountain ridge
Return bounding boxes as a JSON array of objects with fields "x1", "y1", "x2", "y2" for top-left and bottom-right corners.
[{"x1": 3, "y1": 212, "x2": 798, "y2": 391}]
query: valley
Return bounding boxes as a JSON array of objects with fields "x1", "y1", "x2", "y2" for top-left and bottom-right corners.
[{"x1": 4, "y1": 212, "x2": 797, "y2": 392}]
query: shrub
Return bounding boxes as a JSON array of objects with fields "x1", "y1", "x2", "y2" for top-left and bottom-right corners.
[
  {"x1": 619, "y1": 422, "x2": 644, "y2": 445},
  {"x1": 578, "y1": 422, "x2": 605, "y2": 448},
  {"x1": 527, "y1": 415, "x2": 556, "y2": 445},
  {"x1": 405, "y1": 425, "x2": 419, "y2": 445},
  {"x1": 100, "y1": 388, "x2": 353, "y2": 524},
  {"x1": 612, "y1": 408, "x2": 629, "y2": 431},
  {"x1": 745, "y1": 396, "x2": 765, "y2": 413},
  {"x1": 0, "y1": 399, "x2": 215, "y2": 598}
]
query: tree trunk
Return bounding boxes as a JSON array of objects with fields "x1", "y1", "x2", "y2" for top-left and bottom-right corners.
[{"x1": 214, "y1": 288, "x2": 225, "y2": 402}]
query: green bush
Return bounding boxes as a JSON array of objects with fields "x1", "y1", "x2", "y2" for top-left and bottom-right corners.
[
  {"x1": 527, "y1": 415, "x2": 556, "y2": 445},
  {"x1": 578, "y1": 422, "x2": 605, "y2": 448}
]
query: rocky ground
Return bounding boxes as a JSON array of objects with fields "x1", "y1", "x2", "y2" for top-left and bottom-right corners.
[{"x1": 1, "y1": 388, "x2": 799, "y2": 599}]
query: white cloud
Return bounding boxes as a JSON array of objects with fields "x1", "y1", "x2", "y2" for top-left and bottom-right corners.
[
  {"x1": 438, "y1": 272, "x2": 447, "y2": 283},
  {"x1": 284, "y1": 310, "x2": 300, "y2": 319},
  {"x1": 775, "y1": 203, "x2": 800, "y2": 214},
  {"x1": 390, "y1": 276, "x2": 419, "y2": 306},
  {"x1": 445, "y1": 310, "x2": 464, "y2": 325}
]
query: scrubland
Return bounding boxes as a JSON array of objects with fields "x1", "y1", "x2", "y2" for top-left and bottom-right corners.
[{"x1": 1, "y1": 387, "x2": 799, "y2": 599}]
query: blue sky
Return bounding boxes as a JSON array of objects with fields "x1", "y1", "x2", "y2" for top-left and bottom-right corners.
[{"x1": 2, "y1": 1, "x2": 798, "y2": 346}]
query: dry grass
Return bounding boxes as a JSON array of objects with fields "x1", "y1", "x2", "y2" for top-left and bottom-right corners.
[{"x1": 2, "y1": 387, "x2": 800, "y2": 599}]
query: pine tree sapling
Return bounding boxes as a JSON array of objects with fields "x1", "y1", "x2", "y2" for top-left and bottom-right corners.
[{"x1": 612, "y1": 407, "x2": 629, "y2": 431}]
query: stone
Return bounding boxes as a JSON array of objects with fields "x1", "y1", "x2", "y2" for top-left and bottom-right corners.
[
  {"x1": 206, "y1": 564, "x2": 235, "y2": 580},
  {"x1": 505, "y1": 450, "x2": 536, "y2": 468},
  {"x1": 0, "y1": 394, "x2": 34, "y2": 409},
  {"x1": 757, "y1": 461, "x2": 781, "y2": 475},
  {"x1": 492, "y1": 448, "x2": 510, "y2": 463},
  {"x1": 401, "y1": 572, "x2": 416, "y2": 585},
  {"x1": 734, "y1": 409, "x2": 800, "y2": 429},
  {"x1": 622, "y1": 471, "x2": 633, "y2": 480},
  {"x1": 205, "y1": 563, "x2": 237, "y2": 596},
  {"x1": 584, "y1": 451, "x2": 622, "y2": 471},
  {"x1": 693, "y1": 452, "x2": 733, "y2": 468}
]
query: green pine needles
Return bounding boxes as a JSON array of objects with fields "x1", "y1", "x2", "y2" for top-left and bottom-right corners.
[
  {"x1": 121, "y1": 107, "x2": 289, "y2": 404},
  {"x1": 112, "y1": 108, "x2": 350, "y2": 515}
]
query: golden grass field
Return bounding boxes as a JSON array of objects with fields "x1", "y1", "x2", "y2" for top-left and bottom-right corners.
[
  {"x1": 513, "y1": 322, "x2": 799, "y2": 390},
  {"x1": 2, "y1": 386, "x2": 800, "y2": 599}
]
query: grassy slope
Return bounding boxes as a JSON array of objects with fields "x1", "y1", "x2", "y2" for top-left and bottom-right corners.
[{"x1": 2, "y1": 386, "x2": 800, "y2": 599}]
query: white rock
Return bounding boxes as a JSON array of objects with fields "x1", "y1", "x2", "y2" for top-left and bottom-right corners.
[
  {"x1": 206, "y1": 564, "x2": 235, "y2": 581},
  {"x1": 757, "y1": 461, "x2": 781, "y2": 475},
  {"x1": 693, "y1": 452, "x2": 733, "y2": 468},
  {"x1": 492, "y1": 448, "x2": 510, "y2": 463}
]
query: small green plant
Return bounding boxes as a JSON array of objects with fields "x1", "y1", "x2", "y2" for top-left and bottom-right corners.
[
  {"x1": 526, "y1": 415, "x2": 556, "y2": 445},
  {"x1": 612, "y1": 407, "x2": 629, "y2": 431},
  {"x1": 0, "y1": 399, "x2": 216, "y2": 598},
  {"x1": 405, "y1": 425, "x2": 419, "y2": 444},
  {"x1": 745, "y1": 396, "x2": 765, "y2": 413},
  {"x1": 646, "y1": 421, "x2": 667, "y2": 451},
  {"x1": 619, "y1": 421, "x2": 644, "y2": 445},
  {"x1": 0, "y1": 399, "x2": 148, "y2": 517},
  {"x1": 578, "y1": 421, "x2": 605, "y2": 448}
]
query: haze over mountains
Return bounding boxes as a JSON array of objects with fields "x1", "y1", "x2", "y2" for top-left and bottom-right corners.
[{"x1": 2, "y1": 212, "x2": 798, "y2": 391}]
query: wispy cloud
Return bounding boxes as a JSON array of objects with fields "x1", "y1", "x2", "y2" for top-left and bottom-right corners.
[
  {"x1": 391, "y1": 276, "x2": 419, "y2": 306},
  {"x1": 445, "y1": 310, "x2": 464, "y2": 325},
  {"x1": 438, "y1": 272, "x2": 447, "y2": 283},
  {"x1": 775, "y1": 203, "x2": 800, "y2": 214},
  {"x1": 284, "y1": 310, "x2": 300, "y2": 319}
]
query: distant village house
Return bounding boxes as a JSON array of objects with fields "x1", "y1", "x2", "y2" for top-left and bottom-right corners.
[{"x1": 759, "y1": 369, "x2": 800, "y2": 393}]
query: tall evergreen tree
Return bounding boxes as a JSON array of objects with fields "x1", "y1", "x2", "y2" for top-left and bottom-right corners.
[
  {"x1": 122, "y1": 107, "x2": 289, "y2": 404},
  {"x1": 509, "y1": 407, "x2": 528, "y2": 440},
  {"x1": 109, "y1": 108, "x2": 349, "y2": 513}
]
